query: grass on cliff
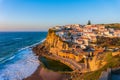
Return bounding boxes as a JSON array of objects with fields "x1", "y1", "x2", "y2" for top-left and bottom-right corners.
[
  {"x1": 104, "y1": 23, "x2": 120, "y2": 29},
  {"x1": 39, "y1": 57, "x2": 73, "y2": 72},
  {"x1": 79, "y1": 52, "x2": 120, "y2": 80}
]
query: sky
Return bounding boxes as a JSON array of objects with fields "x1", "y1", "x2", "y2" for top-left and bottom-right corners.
[{"x1": 0, "y1": 0, "x2": 120, "y2": 31}]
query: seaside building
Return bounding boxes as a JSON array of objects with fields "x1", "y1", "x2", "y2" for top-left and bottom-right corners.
[{"x1": 50, "y1": 24, "x2": 120, "y2": 62}]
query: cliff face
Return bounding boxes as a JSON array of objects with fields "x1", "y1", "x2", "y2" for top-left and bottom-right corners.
[
  {"x1": 33, "y1": 29, "x2": 69, "y2": 55},
  {"x1": 44, "y1": 29, "x2": 69, "y2": 52},
  {"x1": 33, "y1": 28, "x2": 106, "y2": 71},
  {"x1": 88, "y1": 55, "x2": 106, "y2": 71}
]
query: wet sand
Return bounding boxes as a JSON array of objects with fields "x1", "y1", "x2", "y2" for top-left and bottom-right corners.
[{"x1": 24, "y1": 65, "x2": 66, "y2": 80}]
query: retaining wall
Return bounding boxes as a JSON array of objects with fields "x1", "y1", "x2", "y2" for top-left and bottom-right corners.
[{"x1": 99, "y1": 68, "x2": 111, "y2": 80}]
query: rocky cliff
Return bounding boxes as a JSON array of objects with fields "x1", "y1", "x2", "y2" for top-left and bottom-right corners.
[
  {"x1": 44, "y1": 29, "x2": 69, "y2": 51},
  {"x1": 88, "y1": 54, "x2": 107, "y2": 71},
  {"x1": 33, "y1": 29, "x2": 70, "y2": 55},
  {"x1": 33, "y1": 28, "x2": 106, "y2": 71}
]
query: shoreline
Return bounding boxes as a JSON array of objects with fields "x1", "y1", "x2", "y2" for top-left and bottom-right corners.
[
  {"x1": 24, "y1": 44, "x2": 69, "y2": 80},
  {"x1": 24, "y1": 37, "x2": 82, "y2": 80},
  {"x1": 24, "y1": 65, "x2": 42, "y2": 80},
  {"x1": 24, "y1": 63, "x2": 67, "y2": 80}
]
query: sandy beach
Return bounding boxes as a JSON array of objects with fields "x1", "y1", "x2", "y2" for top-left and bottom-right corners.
[{"x1": 24, "y1": 65, "x2": 66, "y2": 80}]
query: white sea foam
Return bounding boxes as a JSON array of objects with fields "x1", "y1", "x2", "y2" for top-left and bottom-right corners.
[
  {"x1": 18, "y1": 38, "x2": 46, "y2": 50},
  {"x1": 0, "y1": 38, "x2": 46, "y2": 80},
  {"x1": 0, "y1": 48, "x2": 40, "y2": 80},
  {"x1": 13, "y1": 38, "x2": 23, "y2": 40},
  {"x1": 31, "y1": 38, "x2": 46, "y2": 47}
]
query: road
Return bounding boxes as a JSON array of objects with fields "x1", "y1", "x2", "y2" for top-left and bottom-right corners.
[{"x1": 46, "y1": 54, "x2": 84, "y2": 72}]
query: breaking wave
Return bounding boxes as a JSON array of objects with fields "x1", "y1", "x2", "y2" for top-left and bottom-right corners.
[{"x1": 0, "y1": 39, "x2": 45, "y2": 80}]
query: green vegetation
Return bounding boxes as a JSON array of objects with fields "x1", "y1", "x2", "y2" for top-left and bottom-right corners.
[
  {"x1": 87, "y1": 20, "x2": 91, "y2": 25},
  {"x1": 39, "y1": 57, "x2": 73, "y2": 72},
  {"x1": 79, "y1": 52, "x2": 120, "y2": 80},
  {"x1": 97, "y1": 36, "x2": 120, "y2": 47},
  {"x1": 81, "y1": 70, "x2": 101, "y2": 80},
  {"x1": 68, "y1": 32, "x2": 71, "y2": 36},
  {"x1": 101, "y1": 23, "x2": 120, "y2": 29}
]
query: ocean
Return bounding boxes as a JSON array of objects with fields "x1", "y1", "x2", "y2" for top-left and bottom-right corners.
[{"x1": 0, "y1": 32, "x2": 47, "y2": 80}]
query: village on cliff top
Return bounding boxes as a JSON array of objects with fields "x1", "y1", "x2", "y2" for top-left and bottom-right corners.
[
  {"x1": 39, "y1": 24, "x2": 119, "y2": 71},
  {"x1": 48, "y1": 24, "x2": 120, "y2": 59},
  {"x1": 34, "y1": 23, "x2": 120, "y2": 80},
  {"x1": 53, "y1": 24, "x2": 120, "y2": 48}
]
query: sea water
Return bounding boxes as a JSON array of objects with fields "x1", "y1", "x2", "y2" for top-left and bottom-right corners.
[{"x1": 0, "y1": 32, "x2": 47, "y2": 80}]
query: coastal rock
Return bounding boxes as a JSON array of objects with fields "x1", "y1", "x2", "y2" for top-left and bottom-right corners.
[
  {"x1": 33, "y1": 29, "x2": 83, "y2": 62},
  {"x1": 44, "y1": 29, "x2": 69, "y2": 51}
]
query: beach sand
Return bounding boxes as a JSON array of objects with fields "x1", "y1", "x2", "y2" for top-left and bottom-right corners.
[{"x1": 24, "y1": 65, "x2": 66, "y2": 80}]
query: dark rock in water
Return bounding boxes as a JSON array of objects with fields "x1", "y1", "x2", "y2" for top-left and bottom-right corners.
[{"x1": 32, "y1": 43, "x2": 48, "y2": 56}]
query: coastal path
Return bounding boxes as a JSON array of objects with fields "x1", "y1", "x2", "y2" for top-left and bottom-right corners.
[{"x1": 43, "y1": 53, "x2": 84, "y2": 72}]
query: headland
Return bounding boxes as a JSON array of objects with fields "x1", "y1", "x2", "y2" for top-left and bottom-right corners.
[{"x1": 26, "y1": 23, "x2": 120, "y2": 80}]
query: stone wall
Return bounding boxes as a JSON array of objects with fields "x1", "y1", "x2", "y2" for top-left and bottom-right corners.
[{"x1": 99, "y1": 68, "x2": 111, "y2": 80}]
